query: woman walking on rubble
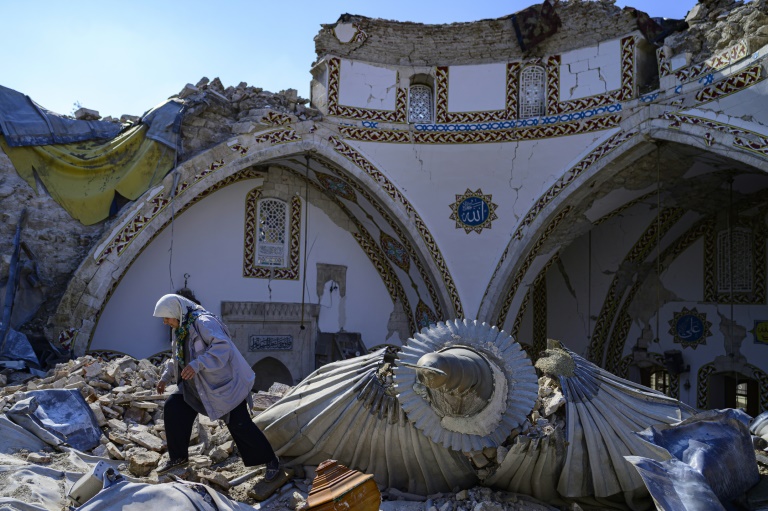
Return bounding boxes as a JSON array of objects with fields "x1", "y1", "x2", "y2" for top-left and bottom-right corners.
[{"x1": 153, "y1": 293, "x2": 280, "y2": 481}]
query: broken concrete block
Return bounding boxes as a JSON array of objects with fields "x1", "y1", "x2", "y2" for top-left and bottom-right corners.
[
  {"x1": 129, "y1": 448, "x2": 161, "y2": 477},
  {"x1": 128, "y1": 430, "x2": 164, "y2": 452},
  {"x1": 89, "y1": 402, "x2": 107, "y2": 426},
  {"x1": 106, "y1": 442, "x2": 124, "y2": 460},
  {"x1": 178, "y1": 84, "x2": 199, "y2": 99},
  {"x1": 209, "y1": 446, "x2": 229, "y2": 463},
  {"x1": 74, "y1": 107, "x2": 100, "y2": 120},
  {"x1": 189, "y1": 455, "x2": 212, "y2": 469},
  {"x1": 199, "y1": 468, "x2": 231, "y2": 490},
  {"x1": 108, "y1": 431, "x2": 131, "y2": 445},
  {"x1": 542, "y1": 390, "x2": 565, "y2": 416},
  {"x1": 92, "y1": 444, "x2": 109, "y2": 458},
  {"x1": 120, "y1": 114, "x2": 140, "y2": 124}
]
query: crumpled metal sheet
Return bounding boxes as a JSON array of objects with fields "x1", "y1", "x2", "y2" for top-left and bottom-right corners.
[
  {"x1": 7, "y1": 389, "x2": 102, "y2": 451},
  {"x1": 750, "y1": 410, "x2": 768, "y2": 441},
  {"x1": 634, "y1": 408, "x2": 759, "y2": 503},
  {"x1": 554, "y1": 346, "x2": 692, "y2": 507},
  {"x1": 255, "y1": 349, "x2": 477, "y2": 495},
  {"x1": 625, "y1": 455, "x2": 726, "y2": 511}
]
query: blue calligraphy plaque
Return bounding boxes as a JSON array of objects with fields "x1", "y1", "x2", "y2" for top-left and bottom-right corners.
[{"x1": 458, "y1": 197, "x2": 489, "y2": 227}]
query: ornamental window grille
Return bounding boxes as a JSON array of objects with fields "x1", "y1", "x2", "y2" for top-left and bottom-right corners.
[
  {"x1": 408, "y1": 85, "x2": 433, "y2": 123},
  {"x1": 519, "y1": 66, "x2": 546, "y2": 119},
  {"x1": 717, "y1": 227, "x2": 753, "y2": 293},
  {"x1": 257, "y1": 198, "x2": 288, "y2": 267}
]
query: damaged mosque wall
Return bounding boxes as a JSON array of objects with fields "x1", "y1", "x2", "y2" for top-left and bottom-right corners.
[{"x1": 2, "y1": 0, "x2": 768, "y2": 417}]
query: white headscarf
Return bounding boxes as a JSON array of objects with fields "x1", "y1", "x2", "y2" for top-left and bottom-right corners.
[{"x1": 153, "y1": 294, "x2": 204, "y2": 322}]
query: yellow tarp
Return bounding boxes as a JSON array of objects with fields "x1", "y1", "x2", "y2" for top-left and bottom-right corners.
[{"x1": 0, "y1": 124, "x2": 175, "y2": 225}]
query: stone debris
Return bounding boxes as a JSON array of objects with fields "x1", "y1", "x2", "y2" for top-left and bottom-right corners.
[
  {"x1": 176, "y1": 76, "x2": 322, "y2": 157},
  {"x1": 0, "y1": 354, "x2": 576, "y2": 509},
  {"x1": 74, "y1": 107, "x2": 101, "y2": 121}
]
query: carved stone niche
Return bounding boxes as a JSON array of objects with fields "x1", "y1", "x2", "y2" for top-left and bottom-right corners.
[{"x1": 221, "y1": 301, "x2": 320, "y2": 389}]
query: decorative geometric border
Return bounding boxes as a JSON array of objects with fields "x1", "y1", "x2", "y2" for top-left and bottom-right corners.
[
  {"x1": 545, "y1": 36, "x2": 635, "y2": 115},
  {"x1": 588, "y1": 207, "x2": 685, "y2": 365},
  {"x1": 618, "y1": 353, "x2": 680, "y2": 399},
  {"x1": 658, "y1": 39, "x2": 750, "y2": 83},
  {"x1": 703, "y1": 216, "x2": 766, "y2": 305},
  {"x1": 326, "y1": 57, "x2": 407, "y2": 123},
  {"x1": 605, "y1": 217, "x2": 711, "y2": 373},
  {"x1": 308, "y1": 156, "x2": 444, "y2": 322},
  {"x1": 261, "y1": 111, "x2": 295, "y2": 126},
  {"x1": 695, "y1": 64, "x2": 763, "y2": 103},
  {"x1": 253, "y1": 128, "x2": 301, "y2": 145},
  {"x1": 496, "y1": 206, "x2": 572, "y2": 327},
  {"x1": 532, "y1": 272, "x2": 547, "y2": 359},
  {"x1": 661, "y1": 112, "x2": 768, "y2": 160},
  {"x1": 326, "y1": 36, "x2": 634, "y2": 125},
  {"x1": 434, "y1": 62, "x2": 520, "y2": 123},
  {"x1": 96, "y1": 158, "x2": 228, "y2": 265},
  {"x1": 697, "y1": 362, "x2": 768, "y2": 413},
  {"x1": 513, "y1": 129, "x2": 636, "y2": 242},
  {"x1": 339, "y1": 113, "x2": 621, "y2": 145},
  {"x1": 272, "y1": 162, "x2": 418, "y2": 334},
  {"x1": 328, "y1": 136, "x2": 463, "y2": 317},
  {"x1": 243, "y1": 191, "x2": 301, "y2": 280},
  {"x1": 79, "y1": 167, "x2": 264, "y2": 352}
]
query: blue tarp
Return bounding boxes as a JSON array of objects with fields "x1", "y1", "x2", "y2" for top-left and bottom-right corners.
[
  {"x1": 0, "y1": 85, "x2": 121, "y2": 147},
  {"x1": 0, "y1": 84, "x2": 184, "y2": 151}
]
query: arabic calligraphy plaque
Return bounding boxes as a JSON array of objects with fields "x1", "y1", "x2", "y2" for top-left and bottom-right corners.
[
  {"x1": 668, "y1": 307, "x2": 711, "y2": 349},
  {"x1": 449, "y1": 188, "x2": 498, "y2": 234},
  {"x1": 249, "y1": 335, "x2": 293, "y2": 351}
]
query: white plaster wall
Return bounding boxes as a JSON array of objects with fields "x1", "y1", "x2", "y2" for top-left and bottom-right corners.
[
  {"x1": 338, "y1": 60, "x2": 397, "y2": 111},
  {"x1": 662, "y1": 238, "x2": 704, "y2": 301},
  {"x1": 447, "y1": 63, "x2": 507, "y2": 112},
  {"x1": 92, "y1": 178, "x2": 398, "y2": 359},
  {"x1": 350, "y1": 129, "x2": 615, "y2": 318},
  {"x1": 560, "y1": 38, "x2": 620, "y2": 101},
  {"x1": 547, "y1": 236, "x2": 598, "y2": 357},
  {"x1": 682, "y1": 79, "x2": 768, "y2": 135}
]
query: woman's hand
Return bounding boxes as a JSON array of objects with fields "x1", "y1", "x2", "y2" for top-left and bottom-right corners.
[
  {"x1": 181, "y1": 365, "x2": 196, "y2": 380},
  {"x1": 156, "y1": 380, "x2": 167, "y2": 394}
]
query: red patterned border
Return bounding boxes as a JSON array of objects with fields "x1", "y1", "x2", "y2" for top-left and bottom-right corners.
[
  {"x1": 513, "y1": 129, "x2": 636, "y2": 241},
  {"x1": 546, "y1": 37, "x2": 634, "y2": 115},
  {"x1": 328, "y1": 136, "x2": 463, "y2": 317},
  {"x1": 695, "y1": 64, "x2": 762, "y2": 103},
  {"x1": 253, "y1": 128, "x2": 301, "y2": 145}
]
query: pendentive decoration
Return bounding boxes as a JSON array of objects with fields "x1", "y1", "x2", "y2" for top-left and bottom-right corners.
[
  {"x1": 668, "y1": 307, "x2": 712, "y2": 349},
  {"x1": 449, "y1": 189, "x2": 498, "y2": 234}
]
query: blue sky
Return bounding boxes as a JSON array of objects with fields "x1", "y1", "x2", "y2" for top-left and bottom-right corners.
[{"x1": 3, "y1": 0, "x2": 698, "y2": 119}]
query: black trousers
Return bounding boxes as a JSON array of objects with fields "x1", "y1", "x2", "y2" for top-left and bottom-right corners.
[{"x1": 164, "y1": 393, "x2": 277, "y2": 467}]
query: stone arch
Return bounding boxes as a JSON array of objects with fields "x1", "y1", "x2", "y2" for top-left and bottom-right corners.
[
  {"x1": 478, "y1": 118, "x2": 768, "y2": 341},
  {"x1": 252, "y1": 356, "x2": 294, "y2": 391},
  {"x1": 49, "y1": 130, "x2": 456, "y2": 354}
]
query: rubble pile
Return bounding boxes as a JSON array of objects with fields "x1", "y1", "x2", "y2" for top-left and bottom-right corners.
[
  {"x1": 176, "y1": 77, "x2": 322, "y2": 156},
  {"x1": 667, "y1": 0, "x2": 768, "y2": 62},
  {"x1": 463, "y1": 375, "x2": 566, "y2": 480},
  {"x1": 0, "y1": 355, "x2": 570, "y2": 510}
]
